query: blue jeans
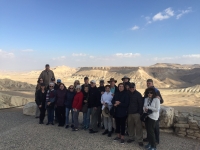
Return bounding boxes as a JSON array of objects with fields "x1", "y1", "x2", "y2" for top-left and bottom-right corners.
[
  {"x1": 83, "y1": 108, "x2": 92, "y2": 128},
  {"x1": 47, "y1": 108, "x2": 54, "y2": 123},
  {"x1": 65, "y1": 108, "x2": 74, "y2": 125}
]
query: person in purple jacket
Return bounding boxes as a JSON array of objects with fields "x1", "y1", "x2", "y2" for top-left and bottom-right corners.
[{"x1": 55, "y1": 83, "x2": 67, "y2": 127}]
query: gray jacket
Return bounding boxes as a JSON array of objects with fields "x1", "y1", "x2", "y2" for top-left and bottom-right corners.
[{"x1": 39, "y1": 70, "x2": 55, "y2": 87}]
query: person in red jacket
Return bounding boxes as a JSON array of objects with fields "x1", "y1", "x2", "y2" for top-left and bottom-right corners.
[{"x1": 72, "y1": 85, "x2": 83, "y2": 131}]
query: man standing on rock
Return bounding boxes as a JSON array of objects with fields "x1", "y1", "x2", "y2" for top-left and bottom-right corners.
[
  {"x1": 143, "y1": 79, "x2": 164, "y2": 144},
  {"x1": 39, "y1": 64, "x2": 55, "y2": 87},
  {"x1": 127, "y1": 83, "x2": 144, "y2": 147}
]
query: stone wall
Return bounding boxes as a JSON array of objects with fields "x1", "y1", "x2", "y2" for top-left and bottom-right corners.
[{"x1": 174, "y1": 111, "x2": 200, "y2": 140}]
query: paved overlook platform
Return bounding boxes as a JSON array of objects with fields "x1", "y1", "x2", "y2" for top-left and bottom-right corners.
[{"x1": 0, "y1": 108, "x2": 199, "y2": 150}]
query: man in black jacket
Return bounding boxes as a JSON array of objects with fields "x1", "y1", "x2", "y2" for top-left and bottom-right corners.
[
  {"x1": 89, "y1": 80, "x2": 101, "y2": 133},
  {"x1": 127, "y1": 83, "x2": 144, "y2": 147}
]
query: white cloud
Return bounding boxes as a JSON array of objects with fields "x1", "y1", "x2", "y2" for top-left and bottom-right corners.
[
  {"x1": 21, "y1": 49, "x2": 34, "y2": 52},
  {"x1": 182, "y1": 54, "x2": 200, "y2": 58},
  {"x1": 0, "y1": 49, "x2": 15, "y2": 58},
  {"x1": 131, "y1": 25, "x2": 140, "y2": 31},
  {"x1": 52, "y1": 56, "x2": 66, "y2": 60},
  {"x1": 115, "y1": 53, "x2": 140, "y2": 58},
  {"x1": 176, "y1": 7, "x2": 192, "y2": 19},
  {"x1": 89, "y1": 56, "x2": 95, "y2": 59},
  {"x1": 72, "y1": 53, "x2": 87, "y2": 57},
  {"x1": 153, "y1": 7, "x2": 174, "y2": 21}
]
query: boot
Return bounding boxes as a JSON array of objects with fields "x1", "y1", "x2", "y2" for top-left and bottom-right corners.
[
  {"x1": 102, "y1": 129, "x2": 108, "y2": 135},
  {"x1": 108, "y1": 131, "x2": 112, "y2": 137}
]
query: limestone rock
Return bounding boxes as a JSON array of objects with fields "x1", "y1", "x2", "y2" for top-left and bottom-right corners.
[
  {"x1": 177, "y1": 134, "x2": 185, "y2": 137},
  {"x1": 23, "y1": 102, "x2": 37, "y2": 116},
  {"x1": 187, "y1": 135, "x2": 197, "y2": 139},
  {"x1": 174, "y1": 123, "x2": 189, "y2": 128},
  {"x1": 159, "y1": 106, "x2": 174, "y2": 128},
  {"x1": 194, "y1": 133, "x2": 200, "y2": 138}
]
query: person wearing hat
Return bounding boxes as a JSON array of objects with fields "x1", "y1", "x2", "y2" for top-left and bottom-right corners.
[
  {"x1": 127, "y1": 83, "x2": 144, "y2": 147},
  {"x1": 98, "y1": 79, "x2": 105, "y2": 128},
  {"x1": 81, "y1": 77, "x2": 91, "y2": 92},
  {"x1": 101, "y1": 85, "x2": 113, "y2": 137},
  {"x1": 39, "y1": 64, "x2": 55, "y2": 87},
  {"x1": 35, "y1": 83, "x2": 47, "y2": 124},
  {"x1": 88, "y1": 80, "x2": 101, "y2": 133},
  {"x1": 143, "y1": 79, "x2": 164, "y2": 145},
  {"x1": 107, "y1": 78, "x2": 118, "y2": 95}
]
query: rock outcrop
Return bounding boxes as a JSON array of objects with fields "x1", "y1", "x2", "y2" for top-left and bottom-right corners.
[
  {"x1": 23, "y1": 102, "x2": 37, "y2": 116},
  {"x1": 159, "y1": 106, "x2": 175, "y2": 128}
]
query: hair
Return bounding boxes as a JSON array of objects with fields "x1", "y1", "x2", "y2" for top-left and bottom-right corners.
[
  {"x1": 49, "y1": 82, "x2": 55, "y2": 86},
  {"x1": 105, "y1": 85, "x2": 110, "y2": 88},
  {"x1": 144, "y1": 87, "x2": 157, "y2": 98},
  {"x1": 59, "y1": 83, "x2": 65, "y2": 88},
  {"x1": 74, "y1": 80, "x2": 80, "y2": 84},
  {"x1": 75, "y1": 85, "x2": 82, "y2": 90},
  {"x1": 118, "y1": 83, "x2": 124, "y2": 88},
  {"x1": 68, "y1": 85, "x2": 74, "y2": 90},
  {"x1": 84, "y1": 85, "x2": 89, "y2": 88},
  {"x1": 147, "y1": 79, "x2": 153, "y2": 83},
  {"x1": 37, "y1": 78, "x2": 43, "y2": 84}
]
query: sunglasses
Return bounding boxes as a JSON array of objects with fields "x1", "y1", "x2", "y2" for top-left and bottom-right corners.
[{"x1": 148, "y1": 92, "x2": 153, "y2": 94}]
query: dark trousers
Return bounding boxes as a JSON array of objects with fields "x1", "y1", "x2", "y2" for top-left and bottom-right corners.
[
  {"x1": 98, "y1": 109, "x2": 102, "y2": 125},
  {"x1": 39, "y1": 107, "x2": 46, "y2": 122},
  {"x1": 146, "y1": 117, "x2": 156, "y2": 148},
  {"x1": 115, "y1": 116, "x2": 127, "y2": 136},
  {"x1": 145, "y1": 118, "x2": 160, "y2": 143},
  {"x1": 57, "y1": 106, "x2": 65, "y2": 125},
  {"x1": 55, "y1": 107, "x2": 58, "y2": 121},
  {"x1": 91, "y1": 107, "x2": 100, "y2": 131},
  {"x1": 47, "y1": 108, "x2": 54, "y2": 123}
]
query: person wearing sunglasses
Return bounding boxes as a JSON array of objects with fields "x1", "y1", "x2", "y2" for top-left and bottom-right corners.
[
  {"x1": 65, "y1": 85, "x2": 76, "y2": 129},
  {"x1": 143, "y1": 88, "x2": 160, "y2": 150},
  {"x1": 46, "y1": 82, "x2": 56, "y2": 125}
]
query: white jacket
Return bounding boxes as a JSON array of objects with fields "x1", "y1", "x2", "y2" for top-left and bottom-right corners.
[
  {"x1": 101, "y1": 92, "x2": 113, "y2": 110},
  {"x1": 143, "y1": 97, "x2": 160, "y2": 121}
]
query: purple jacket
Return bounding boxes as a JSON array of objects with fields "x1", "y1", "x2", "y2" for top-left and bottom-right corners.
[{"x1": 55, "y1": 89, "x2": 67, "y2": 106}]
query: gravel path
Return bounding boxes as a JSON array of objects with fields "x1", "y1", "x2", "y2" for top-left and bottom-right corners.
[{"x1": 0, "y1": 108, "x2": 199, "y2": 150}]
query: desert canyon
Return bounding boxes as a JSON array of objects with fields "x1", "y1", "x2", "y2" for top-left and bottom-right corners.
[{"x1": 0, "y1": 63, "x2": 200, "y2": 113}]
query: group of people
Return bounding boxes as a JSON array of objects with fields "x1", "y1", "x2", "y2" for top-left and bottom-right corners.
[{"x1": 35, "y1": 64, "x2": 163, "y2": 150}]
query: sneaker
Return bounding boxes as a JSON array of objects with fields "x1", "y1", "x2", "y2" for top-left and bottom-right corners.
[
  {"x1": 148, "y1": 148, "x2": 156, "y2": 150},
  {"x1": 71, "y1": 124, "x2": 74, "y2": 128},
  {"x1": 120, "y1": 139, "x2": 125, "y2": 144},
  {"x1": 65, "y1": 125, "x2": 69, "y2": 129},
  {"x1": 145, "y1": 143, "x2": 151, "y2": 149},
  {"x1": 39, "y1": 121, "x2": 43, "y2": 124},
  {"x1": 143, "y1": 138, "x2": 148, "y2": 142},
  {"x1": 89, "y1": 129, "x2": 98, "y2": 134},
  {"x1": 127, "y1": 139, "x2": 134, "y2": 143},
  {"x1": 46, "y1": 123, "x2": 49, "y2": 125},
  {"x1": 102, "y1": 130, "x2": 108, "y2": 135},
  {"x1": 84, "y1": 126, "x2": 89, "y2": 130},
  {"x1": 113, "y1": 137, "x2": 120, "y2": 141},
  {"x1": 138, "y1": 142, "x2": 144, "y2": 147},
  {"x1": 51, "y1": 123, "x2": 54, "y2": 125},
  {"x1": 108, "y1": 132, "x2": 112, "y2": 137},
  {"x1": 72, "y1": 128, "x2": 79, "y2": 131}
]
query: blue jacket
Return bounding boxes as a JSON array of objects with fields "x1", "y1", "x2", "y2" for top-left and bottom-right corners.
[{"x1": 65, "y1": 90, "x2": 76, "y2": 108}]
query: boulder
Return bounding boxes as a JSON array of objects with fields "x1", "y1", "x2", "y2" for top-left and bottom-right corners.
[
  {"x1": 23, "y1": 102, "x2": 37, "y2": 116},
  {"x1": 174, "y1": 123, "x2": 189, "y2": 128},
  {"x1": 159, "y1": 106, "x2": 174, "y2": 128}
]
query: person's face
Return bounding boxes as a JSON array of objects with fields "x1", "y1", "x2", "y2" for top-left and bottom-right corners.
[
  {"x1": 76, "y1": 88, "x2": 81, "y2": 92},
  {"x1": 147, "y1": 82, "x2": 153, "y2": 88},
  {"x1": 84, "y1": 79, "x2": 89, "y2": 84},
  {"x1": 45, "y1": 66, "x2": 50, "y2": 71},
  {"x1": 84, "y1": 87, "x2": 89, "y2": 93},
  {"x1": 39, "y1": 79, "x2": 43, "y2": 83},
  {"x1": 126, "y1": 85, "x2": 130, "y2": 90},
  {"x1": 69, "y1": 86, "x2": 74, "y2": 92},
  {"x1": 130, "y1": 87, "x2": 136, "y2": 92},
  {"x1": 118, "y1": 85, "x2": 124, "y2": 91},
  {"x1": 49, "y1": 85, "x2": 54, "y2": 89},
  {"x1": 148, "y1": 91, "x2": 153, "y2": 98},
  {"x1": 60, "y1": 84, "x2": 64, "y2": 90},
  {"x1": 105, "y1": 86, "x2": 110, "y2": 92},
  {"x1": 90, "y1": 82, "x2": 96, "y2": 87},
  {"x1": 57, "y1": 82, "x2": 61, "y2": 85},
  {"x1": 110, "y1": 81, "x2": 115, "y2": 86},
  {"x1": 75, "y1": 81, "x2": 80, "y2": 86},
  {"x1": 41, "y1": 86, "x2": 45, "y2": 90},
  {"x1": 123, "y1": 78, "x2": 129, "y2": 82},
  {"x1": 100, "y1": 82, "x2": 104, "y2": 86}
]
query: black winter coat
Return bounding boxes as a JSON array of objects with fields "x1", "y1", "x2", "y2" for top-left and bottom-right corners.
[
  {"x1": 36, "y1": 90, "x2": 47, "y2": 107},
  {"x1": 65, "y1": 90, "x2": 76, "y2": 108},
  {"x1": 112, "y1": 90, "x2": 130, "y2": 117},
  {"x1": 128, "y1": 90, "x2": 143, "y2": 115},
  {"x1": 88, "y1": 86, "x2": 101, "y2": 108}
]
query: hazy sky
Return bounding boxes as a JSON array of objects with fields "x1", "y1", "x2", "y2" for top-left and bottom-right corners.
[{"x1": 0, "y1": 0, "x2": 200, "y2": 71}]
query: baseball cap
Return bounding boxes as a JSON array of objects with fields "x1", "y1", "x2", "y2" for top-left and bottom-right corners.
[
  {"x1": 57, "y1": 79, "x2": 61, "y2": 83},
  {"x1": 129, "y1": 83, "x2": 136, "y2": 88},
  {"x1": 90, "y1": 80, "x2": 96, "y2": 84}
]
